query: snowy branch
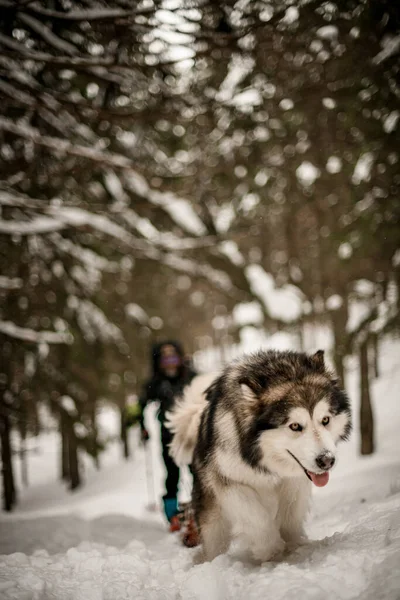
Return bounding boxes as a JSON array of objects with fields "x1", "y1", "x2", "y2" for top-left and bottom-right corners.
[
  {"x1": 0, "y1": 276, "x2": 23, "y2": 290},
  {"x1": 0, "y1": 321, "x2": 73, "y2": 344},
  {"x1": 0, "y1": 118, "x2": 136, "y2": 170},
  {"x1": 372, "y1": 36, "x2": 400, "y2": 65},
  {"x1": 0, "y1": 215, "x2": 65, "y2": 235}
]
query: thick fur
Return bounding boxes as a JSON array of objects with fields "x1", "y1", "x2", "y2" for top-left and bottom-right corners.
[
  {"x1": 166, "y1": 373, "x2": 219, "y2": 466},
  {"x1": 168, "y1": 349, "x2": 351, "y2": 563}
]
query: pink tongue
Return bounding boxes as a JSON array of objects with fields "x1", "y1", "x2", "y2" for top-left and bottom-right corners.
[{"x1": 308, "y1": 471, "x2": 330, "y2": 487}]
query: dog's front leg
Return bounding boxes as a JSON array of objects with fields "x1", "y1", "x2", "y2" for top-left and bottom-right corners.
[
  {"x1": 199, "y1": 510, "x2": 231, "y2": 562},
  {"x1": 249, "y1": 519, "x2": 286, "y2": 563},
  {"x1": 224, "y1": 485, "x2": 285, "y2": 563},
  {"x1": 278, "y1": 478, "x2": 311, "y2": 547}
]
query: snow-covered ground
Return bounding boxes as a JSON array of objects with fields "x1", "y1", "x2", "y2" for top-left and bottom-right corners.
[{"x1": 1, "y1": 339, "x2": 400, "y2": 600}]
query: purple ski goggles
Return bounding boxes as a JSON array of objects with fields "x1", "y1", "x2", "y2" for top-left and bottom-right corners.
[{"x1": 160, "y1": 355, "x2": 181, "y2": 368}]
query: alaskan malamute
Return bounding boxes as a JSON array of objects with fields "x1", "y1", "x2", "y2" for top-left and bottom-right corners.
[{"x1": 167, "y1": 350, "x2": 351, "y2": 562}]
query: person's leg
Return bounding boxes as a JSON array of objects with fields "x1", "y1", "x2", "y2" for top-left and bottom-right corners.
[{"x1": 161, "y1": 428, "x2": 180, "y2": 523}]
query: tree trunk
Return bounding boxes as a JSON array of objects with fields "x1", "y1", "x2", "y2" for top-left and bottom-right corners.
[
  {"x1": 298, "y1": 322, "x2": 305, "y2": 352},
  {"x1": 331, "y1": 303, "x2": 348, "y2": 388},
  {"x1": 32, "y1": 400, "x2": 41, "y2": 437},
  {"x1": 20, "y1": 430, "x2": 28, "y2": 487},
  {"x1": 359, "y1": 339, "x2": 374, "y2": 455},
  {"x1": 120, "y1": 401, "x2": 130, "y2": 460},
  {"x1": 369, "y1": 333, "x2": 379, "y2": 379},
  {"x1": 333, "y1": 339, "x2": 345, "y2": 388},
  {"x1": 90, "y1": 400, "x2": 100, "y2": 470},
  {"x1": 19, "y1": 398, "x2": 28, "y2": 487},
  {"x1": 60, "y1": 413, "x2": 70, "y2": 481},
  {"x1": 1, "y1": 413, "x2": 16, "y2": 511},
  {"x1": 68, "y1": 423, "x2": 81, "y2": 490}
]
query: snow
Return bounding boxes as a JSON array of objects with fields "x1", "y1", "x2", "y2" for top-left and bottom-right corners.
[
  {"x1": 162, "y1": 254, "x2": 233, "y2": 292},
  {"x1": 194, "y1": 329, "x2": 300, "y2": 373},
  {"x1": 104, "y1": 170, "x2": 126, "y2": 203},
  {"x1": 239, "y1": 193, "x2": 260, "y2": 213},
  {"x1": 0, "y1": 216, "x2": 65, "y2": 235},
  {"x1": 372, "y1": 35, "x2": 400, "y2": 65},
  {"x1": 52, "y1": 234, "x2": 119, "y2": 273},
  {"x1": 326, "y1": 294, "x2": 343, "y2": 311},
  {"x1": 218, "y1": 240, "x2": 245, "y2": 266},
  {"x1": 74, "y1": 299, "x2": 123, "y2": 344},
  {"x1": 296, "y1": 161, "x2": 321, "y2": 186},
  {"x1": 346, "y1": 300, "x2": 371, "y2": 334},
  {"x1": 150, "y1": 195, "x2": 207, "y2": 237},
  {"x1": 322, "y1": 97, "x2": 336, "y2": 109},
  {"x1": 1, "y1": 341, "x2": 400, "y2": 599},
  {"x1": 125, "y1": 303, "x2": 149, "y2": 325},
  {"x1": 282, "y1": 7, "x2": 299, "y2": 25},
  {"x1": 59, "y1": 396, "x2": 77, "y2": 416},
  {"x1": 232, "y1": 301, "x2": 264, "y2": 326},
  {"x1": 0, "y1": 320, "x2": 73, "y2": 344},
  {"x1": 383, "y1": 111, "x2": 399, "y2": 134},
  {"x1": 353, "y1": 279, "x2": 375, "y2": 298},
  {"x1": 0, "y1": 276, "x2": 23, "y2": 290},
  {"x1": 338, "y1": 242, "x2": 353, "y2": 260},
  {"x1": 214, "y1": 203, "x2": 235, "y2": 233},
  {"x1": 316, "y1": 26, "x2": 339, "y2": 41},
  {"x1": 260, "y1": 7, "x2": 273, "y2": 22},
  {"x1": 217, "y1": 56, "x2": 255, "y2": 103},
  {"x1": 350, "y1": 27, "x2": 360, "y2": 39},
  {"x1": 246, "y1": 264, "x2": 304, "y2": 323},
  {"x1": 352, "y1": 152, "x2": 374, "y2": 185},
  {"x1": 326, "y1": 156, "x2": 342, "y2": 174},
  {"x1": 279, "y1": 98, "x2": 294, "y2": 111},
  {"x1": 122, "y1": 209, "x2": 161, "y2": 241},
  {"x1": 229, "y1": 88, "x2": 262, "y2": 109},
  {"x1": 393, "y1": 249, "x2": 400, "y2": 268}
]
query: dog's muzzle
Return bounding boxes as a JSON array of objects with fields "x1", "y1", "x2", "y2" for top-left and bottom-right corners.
[{"x1": 315, "y1": 451, "x2": 335, "y2": 471}]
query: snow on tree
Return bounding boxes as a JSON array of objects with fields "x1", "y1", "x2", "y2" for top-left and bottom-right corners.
[{"x1": 0, "y1": 0, "x2": 399, "y2": 509}]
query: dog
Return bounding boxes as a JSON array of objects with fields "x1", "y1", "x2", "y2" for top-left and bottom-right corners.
[{"x1": 166, "y1": 349, "x2": 351, "y2": 562}]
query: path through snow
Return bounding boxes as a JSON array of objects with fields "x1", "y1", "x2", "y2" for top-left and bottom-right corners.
[{"x1": 1, "y1": 341, "x2": 400, "y2": 599}]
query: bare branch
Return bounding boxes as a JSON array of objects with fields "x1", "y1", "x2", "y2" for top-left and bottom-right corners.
[
  {"x1": 0, "y1": 2, "x2": 152, "y2": 21},
  {"x1": 0, "y1": 79, "x2": 36, "y2": 107},
  {"x1": 16, "y1": 12, "x2": 79, "y2": 56}
]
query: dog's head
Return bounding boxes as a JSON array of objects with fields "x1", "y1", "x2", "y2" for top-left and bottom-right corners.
[{"x1": 231, "y1": 350, "x2": 352, "y2": 487}]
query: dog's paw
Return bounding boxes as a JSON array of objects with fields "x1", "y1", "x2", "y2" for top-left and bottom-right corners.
[
  {"x1": 282, "y1": 530, "x2": 308, "y2": 547},
  {"x1": 192, "y1": 548, "x2": 206, "y2": 565},
  {"x1": 285, "y1": 535, "x2": 309, "y2": 552},
  {"x1": 252, "y1": 537, "x2": 286, "y2": 563}
]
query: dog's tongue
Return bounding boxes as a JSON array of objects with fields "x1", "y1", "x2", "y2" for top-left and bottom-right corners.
[{"x1": 308, "y1": 471, "x2": 330, "y2": 487}]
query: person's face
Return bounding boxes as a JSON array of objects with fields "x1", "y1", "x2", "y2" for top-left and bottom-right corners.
[{"x1": 159, "y1": 344, "x2": 182, "y2": 377}]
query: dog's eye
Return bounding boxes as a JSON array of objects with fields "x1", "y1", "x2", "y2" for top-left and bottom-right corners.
[
  {"x1": 322, "y1": 416, "x2": 330, "y2": 426},
  {"x1": 289, "y1": 423, "x2": 303, "y2": 432}
]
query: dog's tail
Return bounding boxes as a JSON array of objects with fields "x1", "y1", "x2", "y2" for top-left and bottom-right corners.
[{"x1": 166, "y1": 372, "x2": 219, "y2": 466}]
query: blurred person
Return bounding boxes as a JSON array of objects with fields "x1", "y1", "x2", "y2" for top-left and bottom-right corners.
[{"x1": 139, "y1": 340, "x2": 196, "y2": 532}]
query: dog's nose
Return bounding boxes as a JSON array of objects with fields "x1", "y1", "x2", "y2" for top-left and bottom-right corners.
[{"x1": 315, "y1": 452, "x2": 335, "y2": 470}]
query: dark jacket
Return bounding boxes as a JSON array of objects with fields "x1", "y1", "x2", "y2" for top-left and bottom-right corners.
[{"x1": 139, "y1": 341, "x2": 196, "y2": 430}]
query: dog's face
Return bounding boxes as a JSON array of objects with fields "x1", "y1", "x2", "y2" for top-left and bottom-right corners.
[
  {"x1": 236, "y1": 351, "x2": 351, "y2": 487},
  {"x1": 256, "y1": 393, "x2": 351, "y2": 486}
]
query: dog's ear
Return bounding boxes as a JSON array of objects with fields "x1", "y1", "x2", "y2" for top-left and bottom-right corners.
[
  {"x1": 205, "y1": 377, "x2": 223, "y2": 402},
  {"x1": 310, "y1": 350, "x2": 325, "y2": 371},
  {"x1": 240, "y1": 383, "x2": 258, "y2": 403},
  {"x1": 239, "y1": 377, "x2": 260, "y2": 403}
]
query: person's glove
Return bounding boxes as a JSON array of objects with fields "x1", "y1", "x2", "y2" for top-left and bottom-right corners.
[{"x1": 140, "y1": 428, "x2": 150, "y2": 444}]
